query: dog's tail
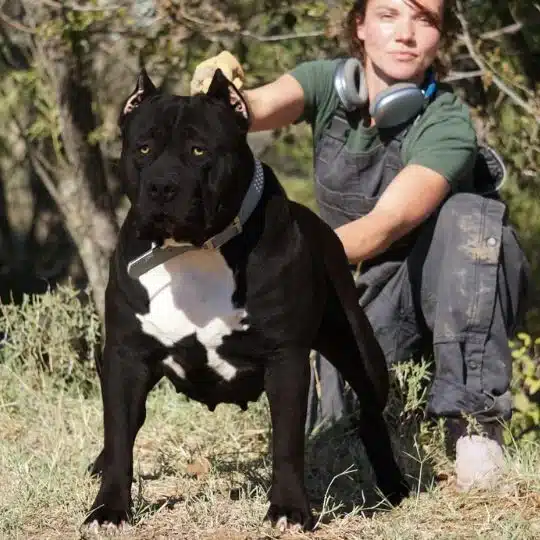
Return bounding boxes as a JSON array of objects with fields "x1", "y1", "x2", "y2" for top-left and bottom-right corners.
[{"x1": 290, "y1": 202, "x2": 389, "y2": 410}]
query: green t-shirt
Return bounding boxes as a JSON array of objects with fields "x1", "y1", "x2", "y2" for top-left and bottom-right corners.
[{"x1": 290, "y1": 59, "x2": 477, "y2": 192}]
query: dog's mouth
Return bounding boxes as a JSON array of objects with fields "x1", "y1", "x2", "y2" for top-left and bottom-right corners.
[{"x1": 136, "y1": 212, "x2": 208, "y2": 247}]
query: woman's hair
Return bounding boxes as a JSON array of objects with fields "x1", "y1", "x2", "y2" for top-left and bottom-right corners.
[{"x1": 343, "y1": 0, "x2": 457, "y2": 76}]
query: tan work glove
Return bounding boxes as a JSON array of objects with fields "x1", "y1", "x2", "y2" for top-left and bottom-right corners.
[{"x1": 190, "y1": 51, "x2": 245, "y2": 95}]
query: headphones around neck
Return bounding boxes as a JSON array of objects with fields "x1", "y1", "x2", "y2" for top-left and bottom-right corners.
[{"x1": 334, "y1": 57, "x2": 437, "y2": 129}]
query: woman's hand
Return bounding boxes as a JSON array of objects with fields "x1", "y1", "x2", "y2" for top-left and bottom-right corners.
[
  {"x1": 191, "y1": 52, "x2": 305, "y2": 132},
  {"x1": 190, "y1": 51, "x2": 245, "y2": 95}
]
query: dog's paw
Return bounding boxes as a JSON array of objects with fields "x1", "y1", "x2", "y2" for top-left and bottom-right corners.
[
  {"x1": 264, "y1": 503, "x2": 314, "y2": 532},
  {"x1": 82, "y1": 505, "x2": 131, "y2": 536},
  {"x1": 81, "y1": 518, "x2": 131, "y2": 538}
]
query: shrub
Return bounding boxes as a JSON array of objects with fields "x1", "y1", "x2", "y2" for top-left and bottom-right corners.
[
  {"x1": 509, "y1": 332, "x2": 540, "y2": 442},
  {"x1": 1, "y1": 285, "x2": 538, "y2": 446},
  {"x1": 0, "y1": 284, "x2": 100, "y2": 393}
]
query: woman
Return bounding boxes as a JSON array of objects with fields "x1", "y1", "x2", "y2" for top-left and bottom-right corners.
[{"x1": 190, "y1": 0, "x2": 530, "y2": 491}]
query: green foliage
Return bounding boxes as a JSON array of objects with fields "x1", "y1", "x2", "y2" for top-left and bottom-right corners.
[
  {"x1": 260, "y1": 124, "x2": 315, "y2": 180},
  {"x1": 390, "y1": 358, "x2": 432, "y2": 417},
  {"x1": 37, "y1": 2, "x2": 111, "y2": 40},
  {"x1": 509, "y1": 332, "x2": 540, "y2": 442},
  {"x1": 386, "y1": 358, "x2": 452, "y2": 478},
  {"x1": 0, "y1": 285, "x2": 100, "y2": 392},
  {"x1": 280, "y1": 174, "x2": 317, "y2": 213},
  {"x1": 7, "y1": 69, "x2": 62, "y2": 146}
]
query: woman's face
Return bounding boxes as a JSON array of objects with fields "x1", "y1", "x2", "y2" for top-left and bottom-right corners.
[{"x1": 356, "y1": 0, "x2": 443, "y2": 83}]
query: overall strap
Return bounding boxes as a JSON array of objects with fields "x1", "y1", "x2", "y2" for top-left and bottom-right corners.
[
  {"x1": 324, "y1": 104, "x2": 362, "y2": 143},
  {"x1": 324, "y1": 102, "x2": 413, "y2": 149}
]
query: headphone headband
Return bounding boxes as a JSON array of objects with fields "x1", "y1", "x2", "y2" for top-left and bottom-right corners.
[{"x1": 333, "y1": 58, "x2": 437, "y2": 128}]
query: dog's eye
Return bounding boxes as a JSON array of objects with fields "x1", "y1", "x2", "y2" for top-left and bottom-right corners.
[
  {"x1": 139, "y1": 145, "x2": 151, "y2": 155},
  {"x1": 192, "y1": 146, "x2": 205, "y2": 157}
]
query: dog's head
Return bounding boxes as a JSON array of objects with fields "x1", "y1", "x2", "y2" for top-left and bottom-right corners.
[{"x1": 118, "y1": 68, "x2": 253, "y2": 246}]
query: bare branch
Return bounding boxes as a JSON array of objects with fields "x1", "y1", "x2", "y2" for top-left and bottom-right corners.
[
  {"x1": 9, "y1": 111, "x2": 61, "y2": 204},
  {"x1": 176, "y1": 8, "x2": 215, "y2": 28},
  {"x1": 443, "y1": 70, "x2": 484, "y2": 82},
  {"x1": 30, "y1": 152, "x2": 62, "y2": 206},
  {"x1": 455, "y1": 0, "x2": 540, "y2": 123},
  {"x1": 3, "y1": 58, "x2": 64, "y2": 207},
  {"x1": 479, "y1": 22, "x2": 523, "y2": 41},
  {"x1": 0, "y1": 9, "x2": 36, "y2": 33},
  {"x1": 240, "y1": 30, "x2": 325, "y2": 42},
  {"x1": 34, "y1": 0, "x2": 126, "y2": 11},
  {"x1": 172, "y1": 5, "x2": 325, "y2": 42}
]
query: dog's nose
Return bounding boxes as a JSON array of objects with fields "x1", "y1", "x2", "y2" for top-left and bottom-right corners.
[{"x1": 148, "y1": 179, "x2": 178, "y2": 203}]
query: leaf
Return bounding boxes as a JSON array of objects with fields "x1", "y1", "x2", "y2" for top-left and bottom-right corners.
[
  {"x1": 514, "y1": 392, "x2": 531, "y2": 413},
  {"x1": 528, "y1": 379, "x2": 540, "y2": 395},
  {"x1": 517, "y1": 332, "x2": 532, "y2": 347}
]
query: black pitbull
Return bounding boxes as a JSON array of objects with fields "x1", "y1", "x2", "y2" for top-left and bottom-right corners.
[{"x1": 85, "y1": 68, "x2": 408, "y2": 531}]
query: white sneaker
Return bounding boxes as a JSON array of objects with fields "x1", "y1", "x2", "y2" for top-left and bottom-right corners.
[{"x1": 454, "y1": 424, "x2": 505, "y2": 492}]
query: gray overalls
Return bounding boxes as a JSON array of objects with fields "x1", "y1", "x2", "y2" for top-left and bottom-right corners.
[{"x1": 305, "y1": 103, "x2": 531, "y2": 435}]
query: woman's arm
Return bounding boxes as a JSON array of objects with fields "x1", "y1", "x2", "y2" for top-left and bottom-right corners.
[
  {"x1": 243, "y1": 74, "x2": 305, "y2": 132},
  {"x1": 338, "y1": 91, "x2": 477, "y2": 264},
  {"x1": 335, "y1": 164, "x2": 451, "y2": 264}
]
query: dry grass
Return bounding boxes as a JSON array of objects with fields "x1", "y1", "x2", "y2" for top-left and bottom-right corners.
[{"x1": 1, "y1": 358, "x2": 539, "y2": 540}]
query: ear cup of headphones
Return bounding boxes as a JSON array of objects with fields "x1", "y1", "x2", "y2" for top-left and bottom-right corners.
[
  {"x1": 369, "y1": 82, "x2": 425, "y2": 129},
  {"x1": 334, "y1": 58, "x2": 368, "y2": 111}
]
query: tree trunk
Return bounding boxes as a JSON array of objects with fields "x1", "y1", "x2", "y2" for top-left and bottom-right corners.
[
  {"x1": 54, "y1": 63, "x2": 118, "y2": 321},
  {"x1": 0, "y1": 171, "x2": 13, "y2": 260},
  {"x1": 26, "y1": 3, "x2": 119, "y2": 321}
]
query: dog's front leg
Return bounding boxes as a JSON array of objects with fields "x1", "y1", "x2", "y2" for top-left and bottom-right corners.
[
  {"x1": 84, "y1": 345, "x2": 156, "y2": 529},
  {"x1": 264, "y1": 347, "x2": 314, "y2": 531}
]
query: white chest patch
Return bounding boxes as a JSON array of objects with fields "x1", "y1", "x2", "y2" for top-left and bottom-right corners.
[{"x1": 135, "y1": 249, "x2": 248, "y2": 381}]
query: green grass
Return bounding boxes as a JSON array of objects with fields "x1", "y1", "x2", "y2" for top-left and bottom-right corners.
[{"x1": 280, "y1": 174, "x2": 317, "y2": 214}]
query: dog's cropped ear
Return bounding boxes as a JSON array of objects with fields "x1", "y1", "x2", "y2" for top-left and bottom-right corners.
[
  {"x1": 119, "y1": 68, "x2": 157, "y2": 126},
  {"x1": 206, "y1": 68, "x2": 250, "y2": 131}
]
